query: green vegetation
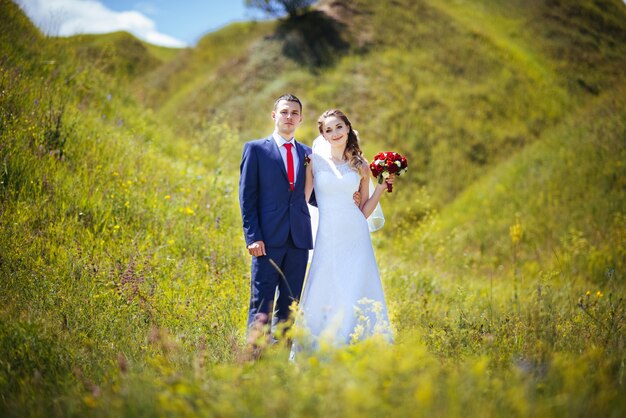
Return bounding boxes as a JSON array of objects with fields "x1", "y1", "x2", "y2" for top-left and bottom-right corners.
[
  {"x1": 1, "y1": 0, "x2": 625, "y2": 416},
  {"x1": 57, "y1": 31, "x2": 182, "y2": 80}
]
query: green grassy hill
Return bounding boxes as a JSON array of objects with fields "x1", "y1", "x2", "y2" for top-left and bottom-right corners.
[
  {"x1": 138, "y1": 0, "x2": 626, "y2": 208},
  {"x1": 58, "y1": 31, "x2": 182, "y2": 80},
  {"x1": 1, "y1": 0, "x2": 625, "y2": 416}
]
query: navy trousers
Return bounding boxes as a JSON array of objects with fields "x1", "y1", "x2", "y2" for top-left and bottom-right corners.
[{"x1": 247, "y1": 234, "x2": 308, "y2": 329}]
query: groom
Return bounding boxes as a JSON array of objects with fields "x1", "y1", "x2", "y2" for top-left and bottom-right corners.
[{"x1": 239, "y1": 94, "x2": 313, "y2": 340}]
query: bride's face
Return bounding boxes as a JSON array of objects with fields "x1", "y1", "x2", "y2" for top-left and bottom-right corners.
[{"x1": 322, "y1": 116, "x2": 349, "y2": 149}]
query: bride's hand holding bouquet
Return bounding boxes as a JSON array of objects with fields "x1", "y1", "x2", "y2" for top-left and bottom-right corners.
[{"x1": 370, "y1": 151, "x2": 408, "y2": 192}]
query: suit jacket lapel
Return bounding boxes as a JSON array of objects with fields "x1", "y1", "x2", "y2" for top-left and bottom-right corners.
[
  {"x1": 265, "y1": 136, "x2": 288, "y2": 182},
  {"x1": 294, "y1": 140, "x2": 307, "y2": 187}
]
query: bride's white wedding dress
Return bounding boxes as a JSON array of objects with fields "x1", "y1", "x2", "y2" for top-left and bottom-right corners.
[{"x1": 291, "y1": 145, "x2": 392, "y2": 357}]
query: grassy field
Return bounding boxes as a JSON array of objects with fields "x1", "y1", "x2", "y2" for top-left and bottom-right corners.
[{"x1": 1, "y1": 0, "x2": 625, "y2": 416}]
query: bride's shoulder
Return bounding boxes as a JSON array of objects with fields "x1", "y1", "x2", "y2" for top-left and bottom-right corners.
[
  {"x1": 358, "y1": 155, "x2": 370, "y2": 173},
  {"x1": 358, "y1": 162, "x2": 370, "y2": 178},
  {"x1": 311, "y1": 153, "x2": 327, "y2": 163},
  {"x1": 311, "y1": 153, "x2": 334, "y2": 173}
]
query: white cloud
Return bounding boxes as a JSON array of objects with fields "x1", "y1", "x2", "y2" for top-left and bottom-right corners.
[{"x1": 14, "y1": 0, "x2": 187, "y2": 48}]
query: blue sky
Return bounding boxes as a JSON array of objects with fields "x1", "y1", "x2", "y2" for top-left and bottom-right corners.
[{"x1": 15, "y1": 0, "x2": 267, "y2": 47}]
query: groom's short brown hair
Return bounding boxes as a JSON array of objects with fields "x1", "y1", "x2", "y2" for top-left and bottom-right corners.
[{"x1": 274, "y1": 94, "x2": 302, "y2": 113}]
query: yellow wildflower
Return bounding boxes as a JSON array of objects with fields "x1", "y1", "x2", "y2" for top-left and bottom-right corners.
[{"x1": 509, "y1": 215, "x2": 523, "y2": 245}]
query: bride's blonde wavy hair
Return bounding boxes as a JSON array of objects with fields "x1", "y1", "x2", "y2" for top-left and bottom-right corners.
[{"x1": 318, "y1": 109, "x2": 367, "y2": 176}]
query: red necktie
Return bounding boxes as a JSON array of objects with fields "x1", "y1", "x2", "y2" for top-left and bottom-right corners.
[{"x1": 284, "y1": 143, "x2": 295, "y2": 191}]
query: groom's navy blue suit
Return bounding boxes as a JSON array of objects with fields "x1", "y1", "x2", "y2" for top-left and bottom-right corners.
[{"x1": 239, "y1": 135, "x2": 313, "y2": 328}]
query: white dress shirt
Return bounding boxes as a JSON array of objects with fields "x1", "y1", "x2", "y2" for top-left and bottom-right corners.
[{"x1": 273, "y1": 131, "x2": 300, "y2": 182}]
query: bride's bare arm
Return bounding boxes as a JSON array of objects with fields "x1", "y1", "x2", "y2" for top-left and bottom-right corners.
[
  {"x1": 359, "y1": 165, "x2": 394, "y2": 218},
  {"x1": 305, "y1": 159, "x2": 314, "y2": 202}
]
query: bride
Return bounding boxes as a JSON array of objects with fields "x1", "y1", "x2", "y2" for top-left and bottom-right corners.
[{"x1": 290, "y1": 109, "x2": 395, "y2": 357}]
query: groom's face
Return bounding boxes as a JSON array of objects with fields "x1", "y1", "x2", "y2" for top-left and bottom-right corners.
[{"x1": 272, "y1": 100, "x2": 302, "y2": 139}]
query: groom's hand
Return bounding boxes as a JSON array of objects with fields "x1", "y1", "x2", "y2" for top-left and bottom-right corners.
[
  {"x1": 248, "y1": 241, "x2": 266, "y2": 257},
  {"x1": 353, "y1": 191, "x2": 361, "y2": 207}
]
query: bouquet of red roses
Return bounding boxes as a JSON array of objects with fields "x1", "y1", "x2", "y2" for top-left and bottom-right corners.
[{"x1": 370, "y1": 151, "x2": 408, "y2": 192}]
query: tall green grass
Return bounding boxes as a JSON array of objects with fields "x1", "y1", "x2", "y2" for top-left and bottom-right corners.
[{"x1": 1, "y1": 8, "x2": 248, "y2": 414}]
